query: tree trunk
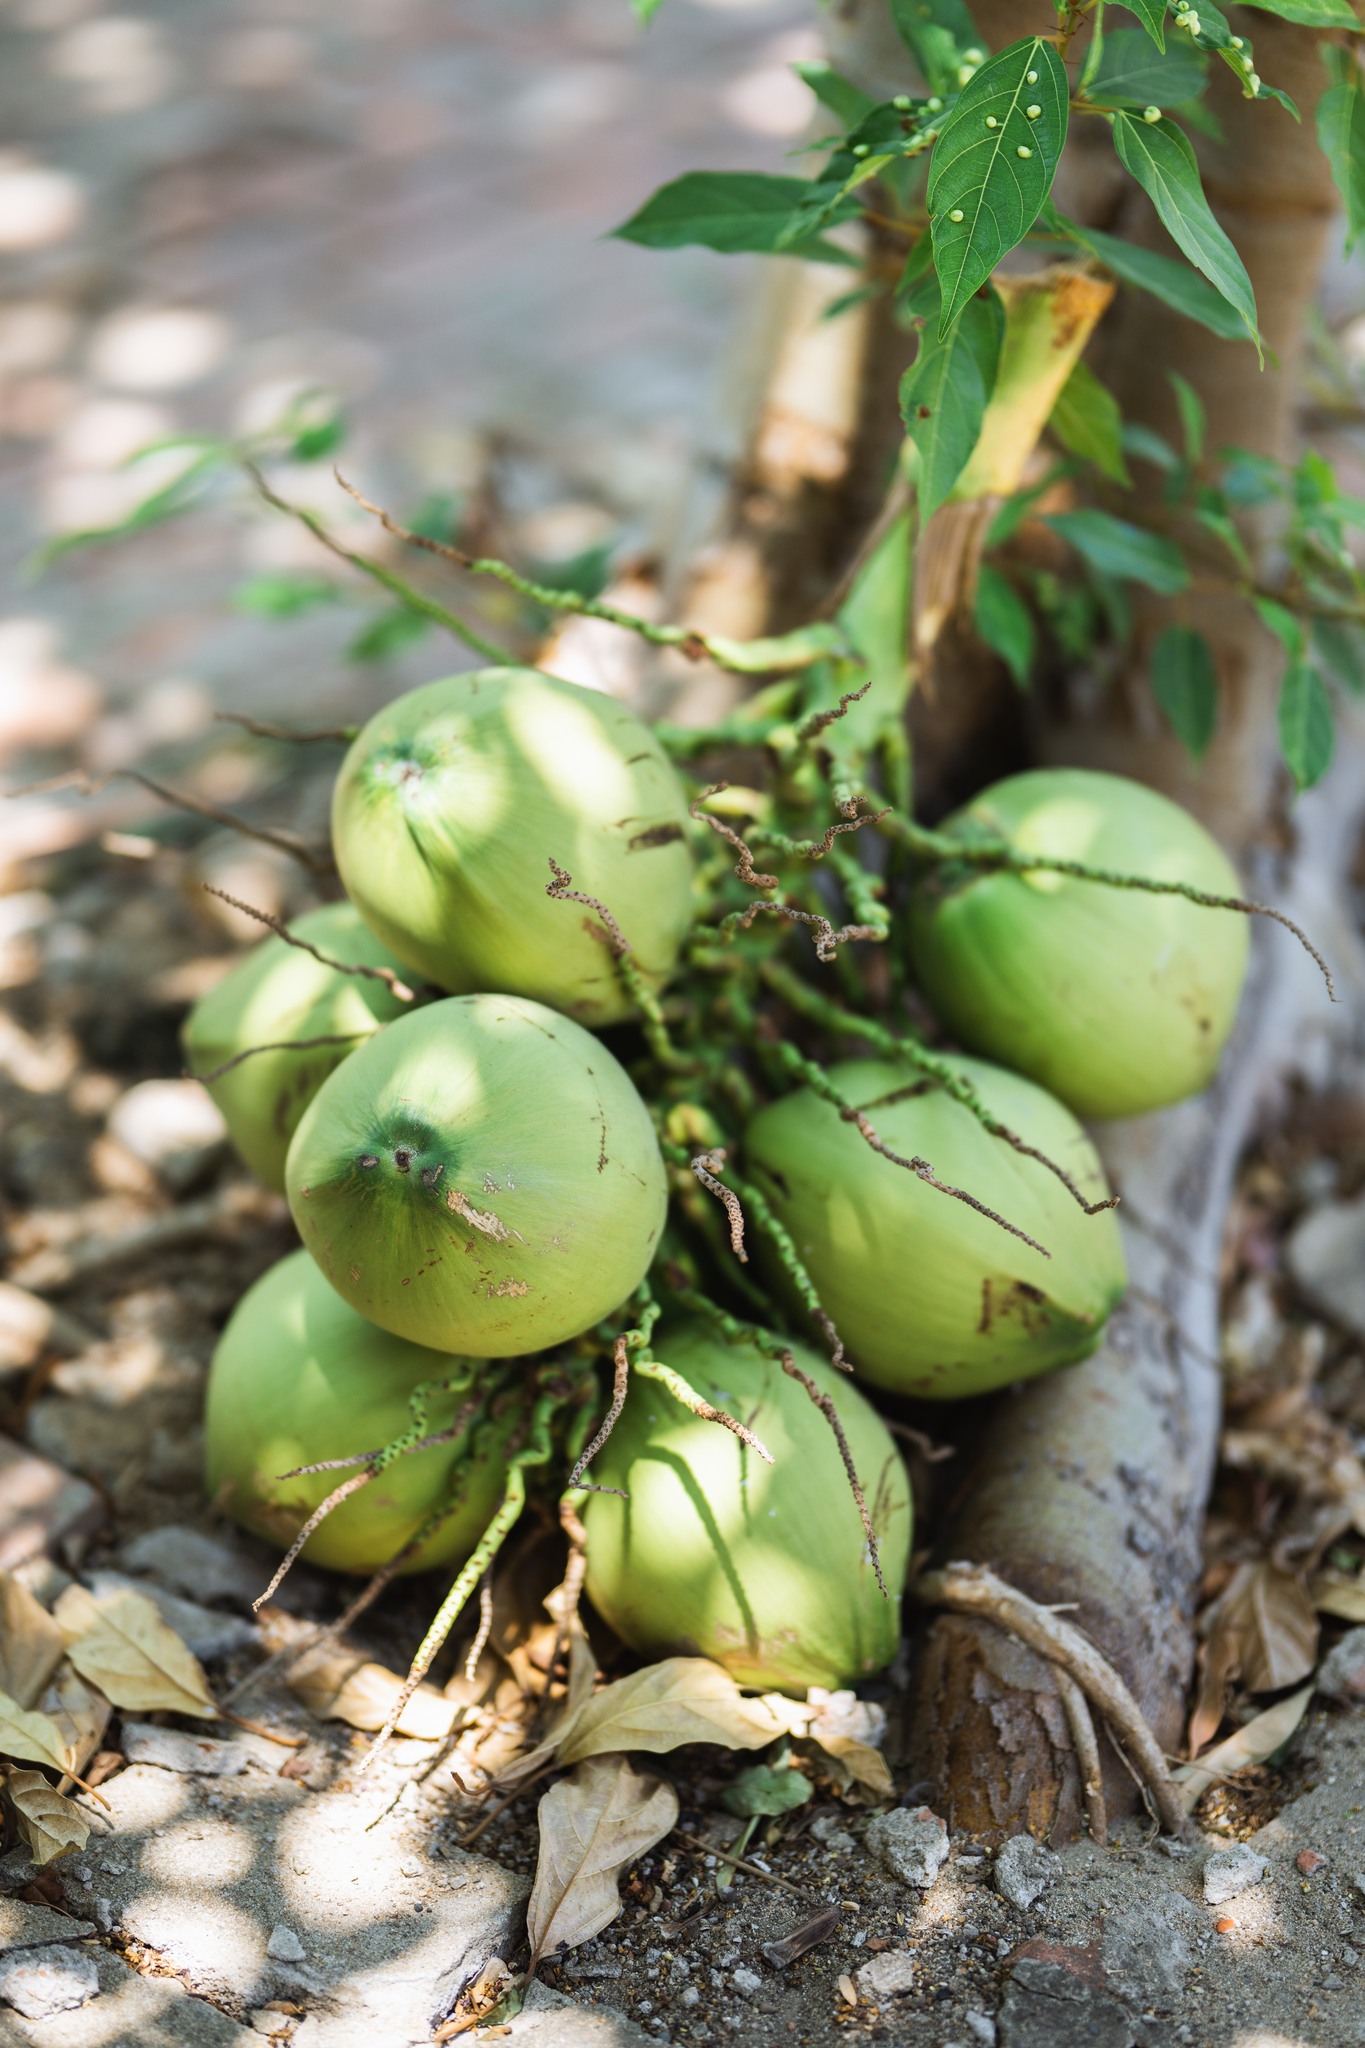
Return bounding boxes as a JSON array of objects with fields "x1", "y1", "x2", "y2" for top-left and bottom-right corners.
[{"x1": 911, "y1": 11, "x2": 1353, "y2": 1835}]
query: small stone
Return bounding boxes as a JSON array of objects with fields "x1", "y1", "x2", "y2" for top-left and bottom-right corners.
[
  {"x1": 1101, "y1": 1894, "x2": 1201, "y2": 2006},
  {"x1": 106, "y1": 1079, "x2": 227, "y2": 1191},
  {"x1": 1323, "y1": 1973, "x2": 1344, "y2": 1992},
  {"x1": 680, "y1": 1986, "x2": 700, "y2": 2008},
  {"x1": 1317, "y1": 1627, "x2": 1365, "y2": 1704},
  {"x1": 0, "y1": 1434, "x2": 102, "y2": 1572},
  {"x1": 865, "y1": 1806, "x2": 949, "y2": 1890},
  {"x1": 854, "y1": 1950, "x2": 915, "y2": 2001},
  {"x1": 1344, "y1": 1946, "x2": 1360, "y2": 1967},
  {"x1": 731, "y1": 1967, "x2": 763, "y2": 1997},
  {"x1": 0, "y1": 1899, "x2": 95, "y2": 1951},
  {"x1": 266, "y1": 1923, "x2": 305, "y2": 1963},
  {"x1": 1203, "y1": 1842, "x2": 1267, "y2": 1907},
  {"x1": 810, "y1": 1815, "x2": 855, "y2": 1852},
  {"x1": 118, "y1": 1523, "x2": 263, "y2": 1607},
  {"x1": 995, "y1": 1836, "x2": 1062, "y2": 1912},
  {"x1": 1214, "y1": 1917, "x2": 1236, "y2": 1934},
  {"x1": 965, "y1": 2014, "x2": 996, "y2": 2045},
  {"x1": 1287, "y1": 1197, "x2": 1365, "y2": 1339},
  {"x1": 1298, "y1": 1849, "x2": 1329, "y2": 1874},
  {"x1": 0, "y1": 1943, "x2": 99, "y2": 2019},
  {"x1": 120, "y1": 1722, "x2": 248, "y2": 1777}
]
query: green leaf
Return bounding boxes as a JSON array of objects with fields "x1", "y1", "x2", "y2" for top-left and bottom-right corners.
[
  {"x1": 348, "y1": 609, "x2": 430, "y2": 662},
  {"x1": 1089, "y1": 29, "x2": 1208, "y2": 106},
  {"x1": 1254, "y1": 593, "x2": 1304, "y2": 653},
  {"x1": 791, "y1": 60, "x2": 878, "y2": 129},
  {"x1": 890, "y1": 0, "x2": 983, "y2": 98},
  {"x1": 1151, "y1": 624, "x2": 1219, "y2": 757},
  {"x1": 233, "y1": 573, "x2": 339, "y2": 618},
  {"x1": 720, "y1": 1763, "x2": 813, "y2": 1819},
  {"x1": 927, "y1": 37, "x2": 1068, "y2": 336},
  {"x1": 613, "y1": 172, "x2": 857, "y2": 263},
  {"x1": 1123, "y1": 421, "x2": 1181, "y2": 471},
  {"x1": 1278, "y1": 658, "x2": 1334, "y2": 789},
  {"x1": 1115, "y1": 0, "x2": 1167, "y2": 46},
  {"x1": 1237, "y1": 0, "x2": 1357, "y2": 23},
  {"x1": 1169, "y1": 371, "x2": 1206, "y2": 461},
  {"x1": 1049, "y1": 358, "x2": 1130, "y2": 484},
  {"x1": 899, "y1": 285, "x2": 1004, "y2": 517},
  {"x1": 1046, "y1": 209, "x2": 1247, "y2": 341},
  {"x1": 632, "y1": 0, "x2": 666, "y2": 20},
  {"x1": 1317, "y1": 51, "x2": 1365, "y2": 253},
  {"x1": 1111, "y1": 113, "x2": 1259, "y2": 348},
  {"x1": 1312, "y1": 615, "x2": 1365, "y2": 696},
  {"x1": 1046, "y1": 508, "x2": 1190, "y2": 592},
  {"x1": 974, "y1": 565, "x2": 1036, "y2": 687},
  {"x1": 291, "y1": 414, "x2": 346, "y2": 463}
]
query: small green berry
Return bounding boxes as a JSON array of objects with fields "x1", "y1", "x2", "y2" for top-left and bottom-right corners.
[
  {"x1": 1143, "y1": 104, "x2": 1161, "y2": 123},
  {"x1": 851, "y1": 143, "x2": 870, "y2": 157},
  {"x1": 893, "y1": 94, "x2": 912, "y2": 111}
]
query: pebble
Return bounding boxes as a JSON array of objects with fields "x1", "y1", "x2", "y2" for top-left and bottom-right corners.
[
  {"x1": 1203, "y1": 1843, "x2": 1267, "y2": 1906},
  {"x1": 1317, "y1": 1627, "x2": 1365, "y2": 1705},
  {"x1": 731, "y1": 1967, "x2": 763, "y2": 1998},
  {"x1": 965, "y1": 2014, "x2": 997, "y2": 2045},
  {"x1": 994, "y1": 1835, "x2": 1062, "y2": 1911},
  {"x1": 1215, "y1": 1917, "x2": 1236, "y2": 1934},
  {"x1": 1287, "y1": 1197, "x2": 1365, "y2": 1339},
  {"x1": 105, "y1": 1078, "x2": 227, "y2": 1191},
  {"x1": 809, "y1": 1815, "x2": 855, "y2": 1852},
  {"x1": 120, "y1": 1722, "x2": 249, "y2": 1776},
  {"x1": 864, "y1": 1806, "x2": 950, "y2": 1890},
  {"x1": 1297, "y1": 1849, "x2": 1328, "y2": 1874},
  {"x1": 118, "y1": 1523, "x2": 264, "y2": 1608},
  {"x1": 0, "y1": 1944, "x2": 100, "y2": 2019},
  {"x1": 266, "y1": 1924, "x2": 305, "y2": 1963},
  {"x1": 853, "y1": 1950, "x2": 915, "y2": 2001}
]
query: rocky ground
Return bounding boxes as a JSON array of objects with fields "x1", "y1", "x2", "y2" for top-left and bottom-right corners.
[{"x1": 5, "y1": 3, "x2": 1365, "y2": 2046}]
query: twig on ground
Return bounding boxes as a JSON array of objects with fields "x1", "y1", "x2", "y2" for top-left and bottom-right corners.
[
  {"x1": 673, "y1": 1829, "x2": 812, "y2": 1899},
  {"x1": 915, "y1": 1561, "x2": 1193, "y2": 1840}
]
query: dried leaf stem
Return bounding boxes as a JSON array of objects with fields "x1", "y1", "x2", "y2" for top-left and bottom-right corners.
[{"x1": 201, "y1": 886, "x2": 415, "y2": 1001}]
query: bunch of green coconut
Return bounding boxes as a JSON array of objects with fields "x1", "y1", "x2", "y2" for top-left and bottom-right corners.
[{"x1": 187, "y1": 664, "x2": 1249, "y2": 1723}]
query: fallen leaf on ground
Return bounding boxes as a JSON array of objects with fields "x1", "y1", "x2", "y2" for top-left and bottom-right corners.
[
  {"x1": 1174, "y1": 1682, "x2": 1314, "y2": 1811},
  {"x1": 527, "y1": 1753, "x2": 678, "y2": 1970},
  {"x1": 557, "y1": 1658, "x2": 795, "y2": 1765},
  {"x1": 1310, "y1": 1571, "x2": 1365, "y2": 1623},
  {"x1": 2, "y1": 1766, "x2": 89, "y2": 1864},
  {"x1": 802, "y1": 1732, "x2": 895, "y2": 1799},
  {"x1": 54, "y1": 1584, "x2": 216, "y2": 1717},
  {"x1": 0, "y1": 1573, "x2": 65, "y2": 1710},
  {"x1": 0, "y1": 1687, "x2": 73, "y2": 1775},
  {"x1": 288, "y1": 1650, "x2": 457, "y2": 1740},
  {"x1": 1199, "y1": 1559, "x2": 1319, "y2": 1697},
  {"x1": 42, "y1": 1664, "x2": 112, "y2": 1785}
]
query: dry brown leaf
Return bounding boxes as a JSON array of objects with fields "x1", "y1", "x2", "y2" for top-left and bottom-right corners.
[
  {"x1": 1174, "y1": 1683, "x2": 1313, "y2": 1812},
  {"x1": 803, "y1": 1734, "x2": 895, "y2": 1799},
  {"x1": 527, "y1": 1754, "x2": 678, "y2": 1971},
  {"x1": 557, "y1": 1658, "x2": 794, "y2": 1766},
  {"x1": 3, "y1": 1766, "x2": 90, "y2": 1865},
  {"x1": 1310, "y1": 1572, "x2": 1365, "y2": 1623},
  {"x1": 42, "y1": 1664, "x2": 112, "y2": 1786},
  {"x1": 0, "y1": 1686, "x2": 74, "y2": 1775},
  {"x1": 1199, "y1": 1560, "x2": 1319, "y2": 1696},
  {"x1": 288, "y1": 1650, "x2": 457, "y2": 1740},
  {"x1": 54, "y1": 1583, "x2": 216, "y2": 1718},
  {"x1": 0, "y1": 1573, "x2": 65, "y2": 1710}
]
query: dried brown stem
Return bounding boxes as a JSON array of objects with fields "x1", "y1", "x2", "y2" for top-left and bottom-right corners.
[
  {"x1": 566, "y1": 1336, "x2": 631, "y2": 1493},
  {"x1": 215, "y1": 712, "x2": 356, "y2": 744},
  {"x1": 545, "y1": 858, "x2": 630, "y2": 954},
  {"x1": 915, "y1": 1562, "x2": 1193, "y2": 1840},
  {"x1": 723, "y1": 896, "x2": 881, "y2": 964},
  {"x1": 691, "y1": 786, "x2": 779, "y2": 891},
  {"x1": 691, "y1": 1151, "x2": 748, "y2": 1262},
  {"x1": 842, "y1": 1104, "x2": 1051, "y2": 1259},
  {"x1": 252, "y1": 1471, "x2": 375, "y2": 1612},
  {"x1": 884, "y1": 1419, "x2": 956, "y2": 1464},
  {"x1": 795, "y1": 678, "x2": 872, "y2": 741},
  {"x1": 10, "y1": 767, "x2": 334, "y2": 875},
  {"x1": 201, "y1": 885, "x2": 415, "y2": 1000},
  {"x1": 778, "y1": 1348, "x2": 885, "y2": 1597},
  {"x1": 191, "y1": 1033, "x2": 367, "y2": 1084},
  {"x1": 463, "y1": 1574, "x2": 495, "y2": 1686}
]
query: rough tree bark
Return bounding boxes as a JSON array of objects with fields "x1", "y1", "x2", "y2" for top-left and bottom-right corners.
[{"x1": 910, "y1": 9, "x2": 1360, "y2": 1837}]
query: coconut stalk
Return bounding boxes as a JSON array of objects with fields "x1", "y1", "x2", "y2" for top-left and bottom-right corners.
[{"x1": 909, "y1": 7, "x2": 1358, "y2": 1836}]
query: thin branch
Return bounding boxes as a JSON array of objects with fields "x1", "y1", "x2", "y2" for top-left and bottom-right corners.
[
  {"x1": 11, "y1": 766, "x2": 334, "y2": 876},
  {"x1": 795, "y1": 678, "x2": 872, "y2": 741},
  {"x1": 201, "y1": 885, "x2": 415, "y2": 1000},
  {"x1": 915, "y1": 1561, "x2": 1193, "y2": 1840},
  {"x1": 216, "y1": 712, "x2": 357, "y2": 744},
  {"x1": 252, "y1": 1471, "x2": 375, "y2": 1611},
  {"x1": 566, "y1": 1335, "x2": 631, "y2": 1494},
  {"x1": 190, "y1": 1033, "x2": 367, "y2": 1084},
  {"x1": 776, "y1": 1348, "x2": 883, "y2": 1594},
  {"x1": 1054, "y1": 1665, "x2": 1108, "y2": 1847}
]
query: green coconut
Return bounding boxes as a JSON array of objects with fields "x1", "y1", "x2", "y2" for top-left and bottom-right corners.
[
  {"x1": 331, "y1": 668, "x2": 694, "y2": 1028},
  {"x1": 743, "y1": 1055, "x2": 1125, "y2": 1400},
  {"x1": 581, "y1": 1320, "x2": 911, "y2": 1693},
  {"x1": 204, "y1": 1249, "x2": 514, "y2": 1575},
  {"x1": 286, "y1": 993, "x2": 667, "y2": 1356},
  {"x1": 908, "y1": 768, "x2": 1250, "y2": 1120},
  {"x1": 182, "y1": 903, "x2": 411, "y2": 1191}
]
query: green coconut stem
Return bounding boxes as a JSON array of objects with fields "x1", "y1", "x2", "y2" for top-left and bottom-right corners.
[
  {"x1": 631, "y1": 1347, "x2": 775, "y2": 1465},
  {"x1": 200, "y1": 885, "x2": 418, "y2": 1003},
  {"x1": 760, "y1": 960, "x2": 1119, "y2": 1219},
  {"x1": 878, "y1": 812, "x2": 1336, "y2": 998},
  {"x1": 827, "y1": 841, "x2": 891, "y2": 943},
  {"x1": 336, "y1": 470, "x2": 849, "y2": 679},
  {"x1": 244, "y1": 462, "x2": 514, "y2": 667},
  {"x1": 661, "y1": 1277, "x2": 884, "y2": 1596}
]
